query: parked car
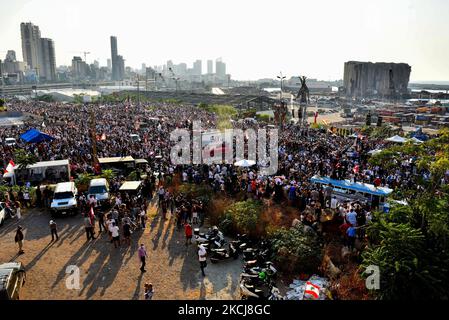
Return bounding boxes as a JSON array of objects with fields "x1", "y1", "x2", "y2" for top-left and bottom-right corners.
[
  {"x1": 87, "y1": 178, "x2": 111, "y2": 207},
  {"x1": 50, "y1": 181, "x2": 78, "y2": 216},
  {"x1": 130, "y1": 134, "x2": 141, "y2": 143},
  {"x1": 0, "y1": 262, "x2": 26, "y2": 300},
  {"x1": 0, "y1": 202, "x2": 12, "y2": 226},
  {"x1": 4, "y1": 137, "x2": 16, "y2": 147}
]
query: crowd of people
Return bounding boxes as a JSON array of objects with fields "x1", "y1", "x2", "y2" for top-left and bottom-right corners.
[{"x1": 2, "y1": 98, "x2": 444, "y2": 298}]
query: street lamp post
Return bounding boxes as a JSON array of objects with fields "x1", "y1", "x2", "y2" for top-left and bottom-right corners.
[
  {"x1": 276, "y1": 72, "x2": 287, "y2": 129},
  {"x1": 277, "y1": 72, "x2": 286, "y2": 100}
]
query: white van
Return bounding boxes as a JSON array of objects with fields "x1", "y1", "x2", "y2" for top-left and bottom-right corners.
[
  {"x1": 130, "y1": 134, "x2": 141, "y2": 143},
  {"x1": 51, "y1": 182, "x2": 78, "y2": 215},
  {"x1": 87, "y1": 178, "x2": 110, "y2": 207},
  {"x1": 5, "y1": 138, "x2": 17, "y2": 146}
]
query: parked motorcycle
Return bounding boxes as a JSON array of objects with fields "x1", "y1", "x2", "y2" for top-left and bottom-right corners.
[
  {"x1": 194, "y1": 226, "x2": 226, "y2": 250},
  {"x1": 239, "y1": 276, "x2": 282, "y2": 300},
  {"x1": 210, "y1": 243, "x2": 239, "y2": 263},
  {"x1": 243, "y1": 261, "x2": 278, "y2": 279}
]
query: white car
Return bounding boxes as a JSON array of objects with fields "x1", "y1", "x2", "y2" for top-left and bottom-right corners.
[
  {"x1": 50, "y1": 182, "x2": 78, "y2": 216},
  {"x1": 130, "y1": 134, "x2": 141, "y2": 143},
  {"x1": 87, "y1": 178, "x2": 111, "y2": 207},
  {"x1": 0, "y1": 202, "x2": 10, "y2": 226},
  {"x1": 4, "y1": 138, "x2": 16, "y2": 146}
]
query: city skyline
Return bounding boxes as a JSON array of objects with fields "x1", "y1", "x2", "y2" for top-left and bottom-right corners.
[{"x1": 1, "y1": 0, "x2": 449, "y2": 82}]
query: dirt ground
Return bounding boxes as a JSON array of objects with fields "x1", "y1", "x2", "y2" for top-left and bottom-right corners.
[{"x1": 0, "y1": 201, "x2": 243, "y2": 300}]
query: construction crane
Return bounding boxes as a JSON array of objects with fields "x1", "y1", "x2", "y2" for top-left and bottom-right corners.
[
  {"x1": 70, "y1": 51, "x2": 91, "y2": 63},
  {"x1": 168, "y1": 67, "x2": 180, "y2": 93}
]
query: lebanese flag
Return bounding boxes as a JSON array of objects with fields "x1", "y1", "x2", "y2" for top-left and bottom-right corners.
[
  {"x1": 304, "y1": 281, "x2": 321, "y2": 299},
  {"x1": 353, "y1": 164, "x2": 360, "y2": 174},
  {"x1": 5, "y1": 160, "x2": 15, "y2": 173}
]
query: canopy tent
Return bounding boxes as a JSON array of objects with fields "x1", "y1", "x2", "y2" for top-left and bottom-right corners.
[
  {"x1": 20, "y1": 129, "x2": 55, "y2": 143},
  {"x1": 234, "y1": 159, "x2": 256, "y2": 167},
  {"x1": 409, "y1": 137, "x2": 424, "y2": 144},
  {"x1": 386, "y1": 135, "x2": 407, "y2": 143},
  {"x1": 119, "y1": 181, "x2": 142, "y2": 191}
]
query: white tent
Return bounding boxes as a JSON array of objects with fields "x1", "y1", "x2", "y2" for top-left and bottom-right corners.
[
  {"x1": 409, "y1": 137, "x2": 424, "y2": 144},
  {"x1": 234, "y1": 159, "x2": 256, "y2": 167},
  {"x1": 386, "y1": 135, "x2": 407, "y2": 143}
]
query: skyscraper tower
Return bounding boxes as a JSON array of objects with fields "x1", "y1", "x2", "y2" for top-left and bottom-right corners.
[
  {"x1": 40, "y1": 38, "x2": 56, "y2": 81},
  {"x1": 21, "y1": 22, "x2": 41, "y2": 71},
  {"x1": 110, "y1": 36, "x2": 118, "y2": 80},
  {"x1": 21, "y1": 22, "x2": 56, "y2": 81},
  {"x1": 207, "y1": 60, "x2": 213, "y2": 74}
]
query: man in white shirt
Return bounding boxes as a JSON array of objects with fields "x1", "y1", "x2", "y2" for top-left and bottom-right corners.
[
  {"x1": 330, "y1": 196, "x2": 339, "y2": 210},
  {"x1": 111, "y1": 222, "x2": 120, "y2": 248},
  {"x1": 198, "y1": 245, "x2": 207, "y2": 276}
]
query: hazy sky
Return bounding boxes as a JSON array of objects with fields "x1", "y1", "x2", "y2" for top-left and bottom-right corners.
[{"x1": 1, "y1": 0, "x2": 448, "y2": 81}]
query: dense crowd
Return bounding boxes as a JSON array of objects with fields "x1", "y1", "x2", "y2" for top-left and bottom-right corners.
[{"x1": 1, "y1": 99, "x2": 442, "y2": 261}]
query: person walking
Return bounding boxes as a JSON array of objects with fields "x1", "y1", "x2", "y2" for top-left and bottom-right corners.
[
  {"x1": 111, "y1": 222, "x2": 120, "y2": 248},
  {"x1": 144, "y1": 283, "x2": 154, "y2": 300},
  {"x1": 49, "y1": 220, "x2": 59, "y2": 241},
  {"x1": 139, "y1": 207, "x2": 147, "y2": 229},
  {"x1": 84, "y1": 213, "x2": 96, "y2": 241},
  {"x1": 185, "y1": 222, "x2": 193, "y2": 246},
  {"x1": 138, "y1": 244, "x2": 147, "y2": 272},
  {"x1": 198, "y1": 244, "x2": 207, "y2": 276},
  {"x1": 98, "y1": 210, "x2": 106, "y2": 234},
  {"x1": 15, "y1": 226, "x2": 24, "y2": 255},
  {"x1": 23, "y1": 190, "x2": 31, "y2": 208},
  {"x1": 15, "y1": 201, "x2": 21, "y2": 220},
  {"x1": 123, "y1": 221, "x2": 131, "y2": 246}
]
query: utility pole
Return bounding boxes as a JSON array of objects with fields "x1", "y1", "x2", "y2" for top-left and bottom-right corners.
[{"x1": 83, "y1": 52, "x2": 91, "y2": 63}]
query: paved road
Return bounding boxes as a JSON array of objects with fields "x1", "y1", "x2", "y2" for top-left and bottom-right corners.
[{"x1": 0, "y1": 204, "x2": 243, "y2": 300}]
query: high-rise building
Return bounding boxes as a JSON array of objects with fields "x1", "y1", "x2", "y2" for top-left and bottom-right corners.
[
  {"x1": 6, "y1": 50, "x2": 17, "y2": 62},
  {"x1": 193, "y1": 60, "x2": 202, "y2": 76},
  {"x1": 71, "y1": 56, "x2": 87, "y2": 80},
  {"x1": 215, "y1": 58, "x2": 226, "y2": 79},
  {"x1": 117, "y1": 55, "x2": 125, "y2": 80},
  {"x1": 21, "y1": 22, "x2": 56, "y2": 82},
  {"x1": 110, "y1": 36, "x2": 118, "y2": 80},
  {"x1": 107, "y1": 59, "x2": 112, "y2": 71},
  {"x1": 40, "y1": 38, "x2": 56, "y2": 81},
  {"x1": 207, "y1": 60, "x2": 213, "y2": 74},
  {"x1": 21, "y1": 22, "x2": 41, "y2": 71}
]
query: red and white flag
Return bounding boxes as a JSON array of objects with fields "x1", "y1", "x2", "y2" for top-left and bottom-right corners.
[
  {"x1": 304, "y1": 281, "x2": 321, "y2": 299},
  {"x1": 5, "y1": 160, "x2": 15, "y2": 173}
]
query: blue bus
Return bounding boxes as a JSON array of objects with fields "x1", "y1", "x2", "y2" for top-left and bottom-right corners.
[{"x1": 310, "y1": 175, "x2": 393, "y2": 210}]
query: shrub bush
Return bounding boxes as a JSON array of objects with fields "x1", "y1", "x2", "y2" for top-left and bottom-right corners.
[{"x1": 269, "y1": 223, "x2": 324, "y2": 274}]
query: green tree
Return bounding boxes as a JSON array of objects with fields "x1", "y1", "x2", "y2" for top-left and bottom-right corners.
[
  {"x1": 14, "y1": 149, "x2": 38, "y2": 170},
  {"x1": 100, "y1": 169, "x2": 116, "y2": 182},
  {"x1": 222, "y1": 200, "x2": 263, "y2": 236},
  {"x1": 362, "y1": 217, "x2": 449, "y2": 300},
  {"x1": 269, "y1": 223, "x2": 324, "y2": 274}
]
